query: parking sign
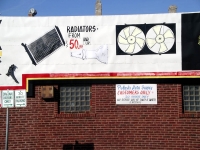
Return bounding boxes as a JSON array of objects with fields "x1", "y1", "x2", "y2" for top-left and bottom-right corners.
[
  {"x1": 2, "y1": 90, "x2": 14, "y2": 108},
  {"x1": 15, "y1": 90, "x2": 27, "y2": 107}
]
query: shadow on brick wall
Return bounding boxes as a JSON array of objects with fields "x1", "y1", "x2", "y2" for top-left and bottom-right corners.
[{"x1": 63, "y1": 141, "x2": 94, "y2": 150}]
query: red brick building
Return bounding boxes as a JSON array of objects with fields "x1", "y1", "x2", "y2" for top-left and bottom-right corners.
[
  {"x1": 0, "y1": 78, "x2": 200, "y2": 150},
  {"x1": 1, "y1": 2, "x2": 200, "y2": 149}
]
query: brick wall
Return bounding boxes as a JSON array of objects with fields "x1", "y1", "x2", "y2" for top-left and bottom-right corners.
[{"x1": 0, "y1": 84, "x2": 200, "y2": 150}]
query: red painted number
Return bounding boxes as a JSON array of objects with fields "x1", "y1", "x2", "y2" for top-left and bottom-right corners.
[{"x1": 70, "y1": 39, "x2": 79, "y2": 49}]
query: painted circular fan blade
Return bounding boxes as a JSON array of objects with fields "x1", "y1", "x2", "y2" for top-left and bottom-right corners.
[
  {"x1": 146, "y1": 38, "x2": 156, "y2": 48},
  {"x1": 125, "y1": 43, "x2": 135, "y2": 53},
  {"x1": 159, "y1": 43, "x2": 168, "y2": 53},
  {"x1": 123, "y1": 27, "x2": 130, "y2": 39},
  {"x1": 153, "y1": 25, "x2": 162, "y2": 35},
  {"x1": 164, "y1": 29, "x2": 174, "y2": 38},
  {"x1": 136, "y1": 37, "x2": 145, "y2": 48},
  {"x1": 118, "y1": 35, "x2": 129, "y2": 44},
  {"x1": 131, "y1": 27, "x2": 141, "y2": 36}
]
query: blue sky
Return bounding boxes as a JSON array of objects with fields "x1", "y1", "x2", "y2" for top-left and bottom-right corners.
[{"x1": 0, "y1": 0, "x2": 200, "y2": 16}]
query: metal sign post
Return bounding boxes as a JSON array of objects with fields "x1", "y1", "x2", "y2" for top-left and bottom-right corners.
[
  {"x1": 5, "y1": 107, "x2": 9, "y2": 150},
  {"x1": 1, "y1": 89, "x2": 27, "y2": 150},
  {"x1": 1, "y1": 90, "x2": 14, "y2": 150}
]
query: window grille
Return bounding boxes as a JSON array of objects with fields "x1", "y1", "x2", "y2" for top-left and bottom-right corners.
[
  {"x1": 183, "y1": 85, "x2": 200, "y2": 111},
  {"x1": 60, "y1": 86, "x2": 90, "y2": 112}
]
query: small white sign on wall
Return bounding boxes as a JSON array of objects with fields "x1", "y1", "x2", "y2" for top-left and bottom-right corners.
[
  {"x1": 116, "y1": 84, "x2": 157, "y2": 104},
  {"x1": 15, "y1": 90, "x2": 27, "y2": 107},
  {"x1": 2, "y1": 90, "x2": 14, "y2": 108}
]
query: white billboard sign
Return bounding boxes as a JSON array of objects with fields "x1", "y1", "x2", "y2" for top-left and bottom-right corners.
[
  {"x1": 2, "y1": 90, "x2": 14, "y2": 108},
  {"x1": 14, "y1": 90, "x2": 27, "y2": 107},
  {"x1": 116, "y1": 84, "x2": 157, "y2": 104},
  {"x1": 0, "y1": 12, "x2": 200, "y2": 90}
]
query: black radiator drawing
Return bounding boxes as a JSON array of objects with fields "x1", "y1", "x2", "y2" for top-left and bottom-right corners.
[{"x1": 22, "y1": 26, "x2": 65, "y2": 65}]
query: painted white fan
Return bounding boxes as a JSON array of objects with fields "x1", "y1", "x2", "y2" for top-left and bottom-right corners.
[
  {"x1": 117, "y1": 26, "x2": 145, "y2": 54},
  {"x1": 146, "y1": 25, "x2": 175, "y2": 54}
]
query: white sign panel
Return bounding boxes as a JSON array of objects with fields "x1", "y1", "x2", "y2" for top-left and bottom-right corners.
[
  {"x1": 15, "y1": 90, "x2": 27, "y2": 107},
  {"x1": 0, "y1": 12, "x2": 200, "y2": 90},
  {"x1": 116, "y1": 84, "x2": 157, "y2": 104},
  {"x1": 2, "y1": 90, "x2": 14, "y2": 108}
]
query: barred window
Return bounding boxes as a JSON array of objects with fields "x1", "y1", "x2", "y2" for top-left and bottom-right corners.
[
  {"x1": 183, "y1": 85, "x2": 200, "y2": 111},
  {"x1": 60, "y1": 86, "x2": 90, "y2": 112}
]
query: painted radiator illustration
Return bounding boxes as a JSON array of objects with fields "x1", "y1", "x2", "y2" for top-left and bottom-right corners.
[{"x1": 22, "y1": 26, "x2": 65, "y2": 65}]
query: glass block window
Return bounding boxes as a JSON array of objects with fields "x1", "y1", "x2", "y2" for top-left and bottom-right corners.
[
  {"x1": 60, "y1": 86, "x2": 90, "y2": 112},
  {"x1": 183, "y1": 85, "x2": 200, "y2": 111}
]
